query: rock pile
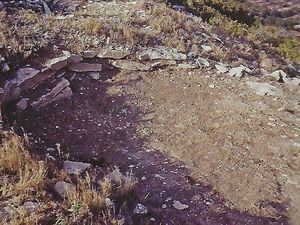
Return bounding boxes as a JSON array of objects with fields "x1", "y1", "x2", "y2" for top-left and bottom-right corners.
[{"x1": 0, "y1": 45, "x2": 299, "y2": 119}]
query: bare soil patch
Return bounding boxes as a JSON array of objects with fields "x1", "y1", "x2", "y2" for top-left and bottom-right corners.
[{"x1": 4, "y1": 63, "x2": 291, "y2": 224}]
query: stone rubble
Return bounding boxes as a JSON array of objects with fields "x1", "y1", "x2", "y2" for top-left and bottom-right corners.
[
  {"x1": 31, "y1": 78, "x2": 72, "y2": 109},
  {"x1": 138, "y1": 47, "x2": 187, "y2": 61}
]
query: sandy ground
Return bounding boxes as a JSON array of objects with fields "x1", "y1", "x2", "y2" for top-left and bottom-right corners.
[{"x1": 121, "y1": 67, "x2": 300, "y2": 222}]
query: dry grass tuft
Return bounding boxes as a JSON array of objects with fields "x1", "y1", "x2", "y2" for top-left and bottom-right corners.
[
  {"x1": 0, "y1": 132, "x2": 138, "y2": 224},
  {"x1": 0, "y1": 133, "x2": 46, "y2": 199}
]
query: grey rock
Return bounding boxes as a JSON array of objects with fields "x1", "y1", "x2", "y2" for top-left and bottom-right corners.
[
  {"x1": 16, "y1": 98, "x2": 28, "y2": 112},
  {"x1": 0, "y1": 206, "x2": 14, "y2": 221},
  {"x1": 228, "y1": 65, "x2": 251, "y2": 77},
  {"x1": 31, "y1": 78, "x2": 71, "y2": 109},
  {"x1": 63, "y1": 160, "x2": 91, "y2": 175},
  {"x1": 0, "y1": 81, "x2": 20, "y2": 105},
  {"x1": 98, "y1": 49, "x2": 130, "y2": 59},
  {"x1": 54, "y1": 181, "x2": 76, "y2": 198},
  {"x1": 23, "y1": 201, "x2": 39, "y2": 213},
  {"x1": 294, "y1": 24, "x2": 300, "y2": 32},
  {"x1": 16, "y1": 68, "x2": 56, "y2": 91},
  {"x1": 138, "y1": 47, "x2": 186, "y2": 61},
  {"x1": 52, "y1": 86, "x2": 73, "y2": 102},
  {"x1": 105, "y1": 168, "x2": 126, "y2": 183},
  {"x1": 173, "y1": 201, "x2": 189, "y2": 210},
  {"x1": 201, "y1": 45, "x2": 212, "y2": 52},
  {"x1": 286, "y1": 64, "x2": 300, "y2": 77},
  {"x1": 287, "y1": 78, "x2": 300, "y2": 86},
  {"x1": 83, "y1": 50, "x2": 98, "y2": 58},
  {"x1": 150, "y1": 60, "x2": 177, "y2": 69},
  {"x1": 196, "y1": 57, "x2": 210, "y2": 67},
  {"x1": 246, "y1": 81, "x2": 277, "y2": 96},
  {"x1": 68, "y1": 54, "x2": 83, "y2": 64},
  {"x1": 133, "y1": 203, "x2": 148, "y2": 214},
  {"x1": 112, "y1": 60, "x2": 150, "y2": 71},
  {"x1": 42, "y1": 1, "x2": 51, "y2": 14},
  {"x1": 270, "y1": 70, "x2": 289, "y2": 83},
  {"x1": 215, "y1": 63, "x2": 228, "y2": 74},
  {"x1": 177, "y1": 62, "x2": 198, "y2": 69},
  {"x1": 68, "y1": 63, "x2": 102, "y2": 72},
  {"x1": 47, "y1": 56, "x2": 69, "y2": 70},
  {"x1": 16, "y1": 68, "x2": 40, "y2": 86},
  {"x1": 2, "y1": 63, "x2": 10, "y2": 72},
  {"x1": 89, "y1": 72, "x2": 100, "y2": 80}
]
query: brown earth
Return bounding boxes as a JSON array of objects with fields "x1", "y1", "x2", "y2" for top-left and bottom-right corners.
[{"x1": 5, "y1": 58, "x2": 299, "y2": 224}]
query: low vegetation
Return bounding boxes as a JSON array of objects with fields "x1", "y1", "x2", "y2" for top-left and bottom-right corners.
[
  {"x1": 168, "y1": 0, "x2": 300, "y2": 63},
  {"x1": 0, "y1": 132, "x2": 137, "y2": 225}
]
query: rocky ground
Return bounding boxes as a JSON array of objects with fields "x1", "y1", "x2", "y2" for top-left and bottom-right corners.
[{"x1": 0, "y1": 0, "x2": 299, "y2": 225}]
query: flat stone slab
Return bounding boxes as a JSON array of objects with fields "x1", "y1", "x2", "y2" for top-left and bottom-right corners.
[
  {"x1": 47, "y1": 56, "x2": 69, "y2": 70},
  {"x1": 246, "y1": 81, "x2": 277, "y2": 96},
  {"x1": 215, "y1": 63, "x2": 228, "y2": 74},
  {"x1": 16, "y1": 68, "x2": 56, "y2": 91},
  {"x1": 112, "y1": 60, "x2": 150, "y2": 71},
  {"x1": 63, "y1": 160, "x2": 91, "y2": 175},
  {"x1": 68, "y1": 54, "x2": 83, "y2": 64},
  {"x1": 98, "y1": 49, "x2": 130, "y2": 59},
  {"x1": 31, "y1": 78, "x2": 71, "y2": 109},
  {"x1": 16, "y1": 68, "x2": 40, "y2": 87},
  {"x1": 83, "y1": 50, "x2": 98, "y2": 58},
  {"x1": 68, "y1": 63, "x2": 102, "y2": 72}
]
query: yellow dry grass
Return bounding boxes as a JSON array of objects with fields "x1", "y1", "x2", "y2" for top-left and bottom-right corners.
[{"x1": 0, "y1": 132, "x2": 137, "y2": 224}]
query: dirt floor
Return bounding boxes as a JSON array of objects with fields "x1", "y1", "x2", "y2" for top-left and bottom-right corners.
[{"x1": 5, "y1": 59, "x2": 298, "y2": 224}]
